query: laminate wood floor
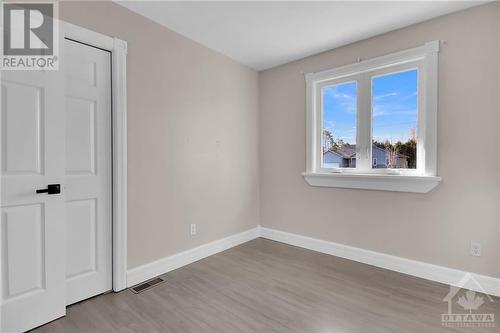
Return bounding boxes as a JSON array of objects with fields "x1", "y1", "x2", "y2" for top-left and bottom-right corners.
[{"x1": 32, "y1": 238, "x2": 500, "y2": 333}]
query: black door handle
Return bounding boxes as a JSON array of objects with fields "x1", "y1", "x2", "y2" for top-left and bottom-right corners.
[{"x1": 36, "y1": 184, "x2": 61, "y2": 194}]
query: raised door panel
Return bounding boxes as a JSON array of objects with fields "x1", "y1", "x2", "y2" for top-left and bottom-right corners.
[
  {"x1": 66, "y1": 56, "x2": 96, "y2": 87},
  {"x1": 65, "y1": 199, "x2": 96, "y2": 279},
  {"x1": 1, "y1": 82, "x2": 43, "y2": 175},
  {"x1": 1, "y1": 204, "x2": 44, "y2": 299},
  {"x1": 66, "y1": 97, "x2": 96, "y2": 175}
]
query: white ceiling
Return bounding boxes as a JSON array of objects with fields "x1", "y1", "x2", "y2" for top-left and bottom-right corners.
[{"x1": 116, "y1": 1, "x2": 488, "y2": 70}]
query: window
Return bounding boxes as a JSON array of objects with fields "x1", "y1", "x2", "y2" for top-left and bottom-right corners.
[
  {"x1": 322, "y1": 81, "x2": 357, "y2": 169},
  {"x1": 372, "y1": 69, "x2": 418, "y2": 170},
  {"x1": 304, "y1": 41, "x2": 441, "y2": 193}
]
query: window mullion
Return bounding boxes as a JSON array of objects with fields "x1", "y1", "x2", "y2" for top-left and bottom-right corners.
[{"x1": 356, "y1": 74, "x2": 372, "y2": 172}]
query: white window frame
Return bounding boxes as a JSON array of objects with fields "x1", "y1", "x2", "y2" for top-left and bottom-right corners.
[{"x1": 304, "y1": 41, "x2": 442, "y2": 193}]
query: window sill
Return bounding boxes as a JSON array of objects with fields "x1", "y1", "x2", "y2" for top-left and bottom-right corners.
[{"x1": 302, "y1": 172, "x2": 441, "y2": 193}]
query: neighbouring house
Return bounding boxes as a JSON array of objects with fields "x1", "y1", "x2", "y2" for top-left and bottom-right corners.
[
  {"x1": 373, "y1": 145, "x2": 409, "y2": 169},
  {"x1": 323, "y1": 144, "x2": 408, "y2": 169},
  {"x1": 372, "y1": 145, "x2": 387, "y2": 168},
  {"x1": 323, "y1": 144, "x2": 356, "y2": 168}
]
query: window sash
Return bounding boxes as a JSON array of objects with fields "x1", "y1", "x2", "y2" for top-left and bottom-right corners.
[
  {"x1": 318, "y1": 77, "x2": 359, "y2": 171},
  {"x1": 316, "y1": 61, "x2": 424, "y2": 175},
  {"x1": 369, "y1": 63, "x2": 422, "y2": 174}
]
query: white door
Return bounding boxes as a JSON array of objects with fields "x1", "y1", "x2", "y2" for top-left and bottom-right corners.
[
  {"x1": 64, "y1": 39, "x2": 112, "y2": 305},
  {"x1": 0, "y1": 38, "x2": 113, "y2": 332},
  {"x1": 1, "y1": 69, "x2": 66, "y2": 332}
]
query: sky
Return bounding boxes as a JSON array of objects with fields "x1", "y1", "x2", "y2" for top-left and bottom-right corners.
[{"x1": 322, "y1": 69, "x2": 418, "y2": 145}]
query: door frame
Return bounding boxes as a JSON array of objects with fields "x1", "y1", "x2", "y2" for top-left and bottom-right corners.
[{"x1": 62, "y1": 21, "x2": 128, "y2": 292}]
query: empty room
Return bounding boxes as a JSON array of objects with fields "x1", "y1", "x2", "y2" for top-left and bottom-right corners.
[{"x1": 1, "y1": 0, "x2": 499, "y2": 332}]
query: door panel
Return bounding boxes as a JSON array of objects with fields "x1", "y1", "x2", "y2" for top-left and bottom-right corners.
[
  {"x1": 2, "y1": 82, "x2": 43, "y2": 175},
  {"x1": 64, "y1": 39, "x2": 112, "y2": 306},
  {"x1": 66, "y1": 97, "x2": 96, "y2": 174},
  {"x1": 66, "y1": 199, "x2": 96, "y2": 279},
  {"x1": 2, "y1": 204, "x2": 44, "y2": 298},
  {"x1": 1, "y1": 68, "x2": 66, "y2": 333}
]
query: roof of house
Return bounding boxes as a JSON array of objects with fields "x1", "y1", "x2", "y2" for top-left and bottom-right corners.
[
  {"x1": 324, "y1": 144, "x2": 356, "y2": 159},
  {"x1": 372, "y1": 145, "x2": 386, "y2": 153},
  {"x1": 324, "y1": 144, "x2": 410, "y2": 160}
]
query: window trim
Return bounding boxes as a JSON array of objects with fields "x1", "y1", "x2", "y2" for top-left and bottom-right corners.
[{"x1": 304, "y1": 41, "x2": 441, "y2": 193}]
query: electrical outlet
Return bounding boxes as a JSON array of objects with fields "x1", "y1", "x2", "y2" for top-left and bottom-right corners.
[
  {"x1": 470, "y1": 242, "x2": 481, "y2": 257},
  {"x1": 190, "y1": 224, "x2": 196, "y2": 236}
]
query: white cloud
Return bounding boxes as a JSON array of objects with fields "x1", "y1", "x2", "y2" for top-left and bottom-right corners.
[{"x1": 374, "y1": 92, "x2": 398, "y2": 100}]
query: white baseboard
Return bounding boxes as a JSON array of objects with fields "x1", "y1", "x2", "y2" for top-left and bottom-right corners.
[
  {"x1": 260, "y1": 227, "x2": 500, "y2": 297},
  {"x1": 127, "y1": 227, "x2": 260, "y2": 287},
  {"x1": 126, "y1": 225, "x2": 500, "y2": 298}
]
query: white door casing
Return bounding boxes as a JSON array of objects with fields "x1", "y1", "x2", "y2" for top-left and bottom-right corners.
[
  {"x1": 1, "y1": 68, "x2": 66, "y2": 332},
  {"x1": 64, "y1": 39, "x2": 112, "y2": 305}
]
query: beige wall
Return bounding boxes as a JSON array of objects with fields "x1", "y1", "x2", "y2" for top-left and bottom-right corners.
[
  {"x1": 60, "y1": 1, "x2": 260, "y2": 269},
  {"x1": 259, "y1": 3, "x2": 500, "y2": 278},
  {"x1": 61, "y1": 1, "x2": 500, "y2": 278}
]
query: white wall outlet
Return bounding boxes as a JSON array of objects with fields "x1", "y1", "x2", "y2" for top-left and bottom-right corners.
[
  {"x1": 190, "y1": 224, "x2": 197, "y2": 236},
  {"x1": 470, "y1": 242, "x2": 481, "y2": 257}
]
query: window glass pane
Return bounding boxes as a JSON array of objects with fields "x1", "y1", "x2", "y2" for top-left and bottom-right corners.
[
  {"x1": 322, "y1": 82, "x2": 357, "y2": 169},
  {"x1": 372, "y1": 69, "x2": 418, "y2": 169}
]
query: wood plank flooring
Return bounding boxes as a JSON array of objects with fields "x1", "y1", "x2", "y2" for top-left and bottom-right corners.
[{"x1": 32, "y1": 238, "x2": 500, "y2": 332}]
